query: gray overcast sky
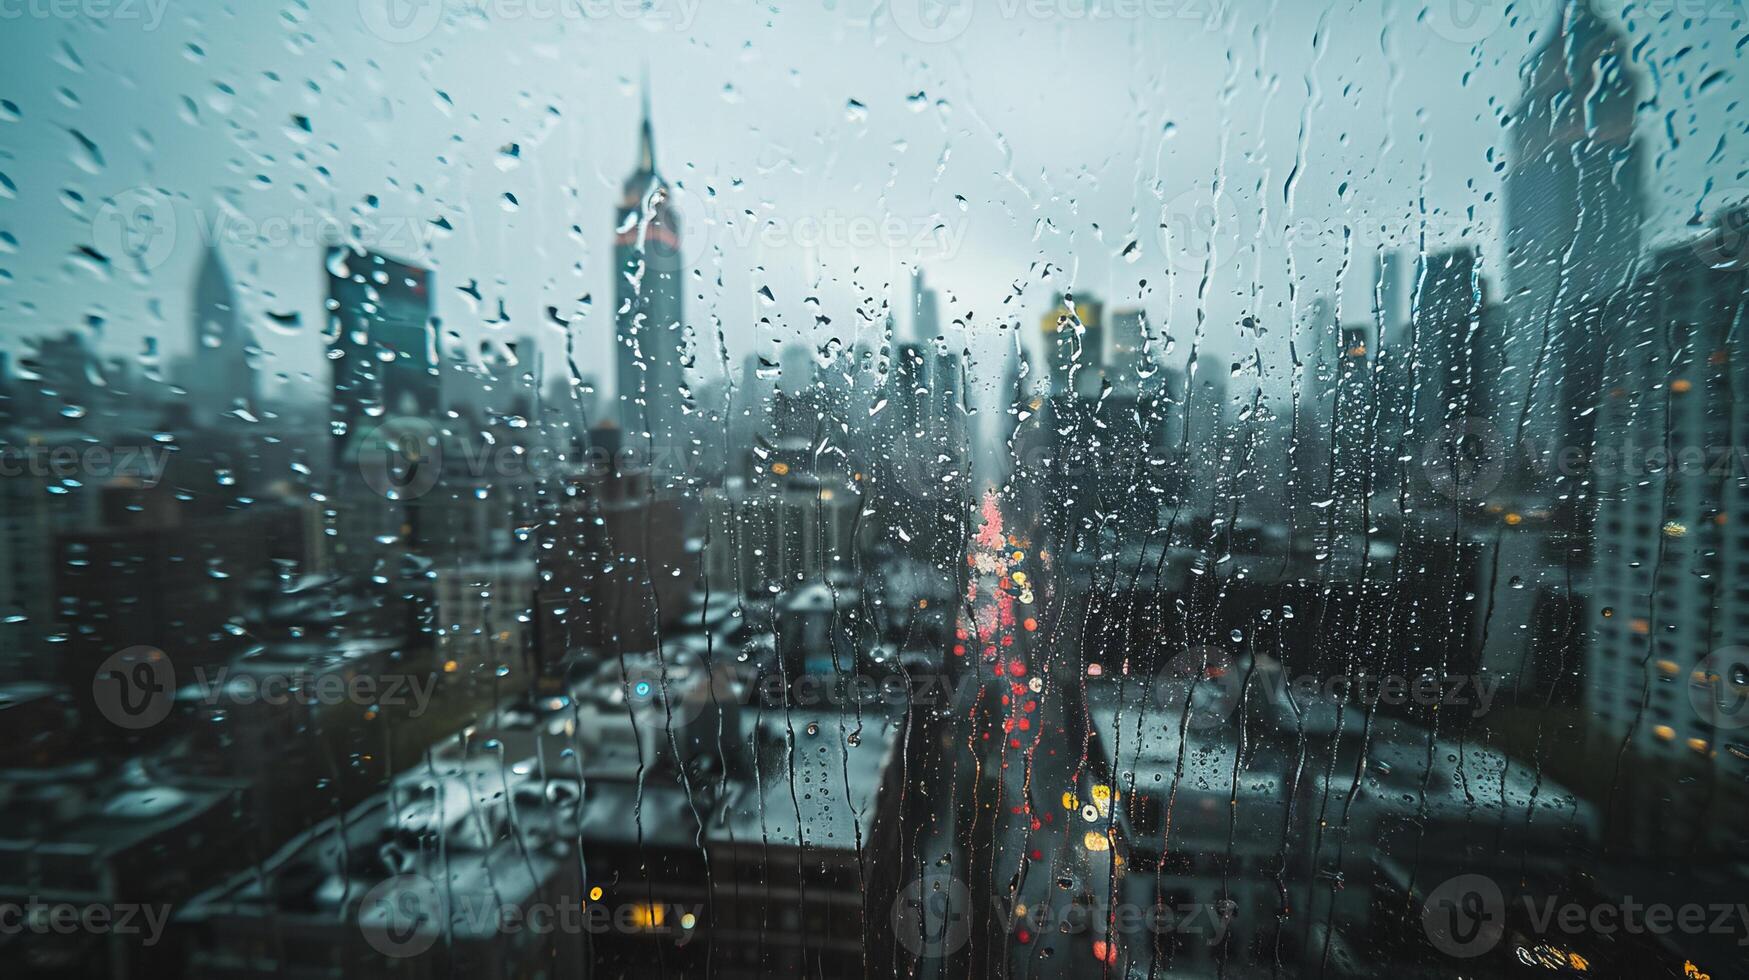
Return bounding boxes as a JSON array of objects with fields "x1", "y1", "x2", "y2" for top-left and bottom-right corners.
[{"x1": 1, "y1": 0, "x2": 1742, "y2": 408}]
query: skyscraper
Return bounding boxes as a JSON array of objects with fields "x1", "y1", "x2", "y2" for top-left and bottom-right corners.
[
  {"x1": 1040, "y1": 291, "x2": 1103, "y2": 399},
  {"x1": 613, "y1": 87, "x2": 688, "y2": 459},
  {"x1": 1587, "y1": 228, "x2": 1749, "y2": 857},
  {"x1": 1370, "y1": 245, "x2": 1509, "y2": 508},
  {"x1": 324, "y1": 247, "x2": 440, "y2": 594},
  {"x1": 1504, "y1": 1, "x2": 1643, "y2": 442},
  {"x1": 1375, "y1": 250, "x2": 1410, "y2": 335},
  {"x1": 184, "y1": 244, "x2": 256, "y2": 423},
  {"x1": 911, "y1": 267, "x2": 940, "y2": 342},
  {"x1": 326, "y1": 246, "x2": 439, "y2": 471},
  {"x1": 1106, "y1": 308, "x2": 1156, "y2": 397},
  {"x1": 927, "y1": 340, "x2": 964, "y2": 434},
  {"x1": 1410, "y1": 246, "x2": 1503, "y2": 445},
  {"x1": 1002, "y1": 343, "x2": 1034, "y2": 444}
]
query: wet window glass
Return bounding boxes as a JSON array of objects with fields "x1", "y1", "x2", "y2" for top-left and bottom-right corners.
[{"x1": 1, "y1": 1, "x2": 1746, "y2": 977}]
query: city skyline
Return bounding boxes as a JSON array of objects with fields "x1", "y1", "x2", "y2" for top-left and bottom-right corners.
[
  {"x1": 0, "y1": 1, "x2": 1740, "y2": 411},
  {"x1": 1, "y1": 2, "x2": 1747, "y2": 978}
]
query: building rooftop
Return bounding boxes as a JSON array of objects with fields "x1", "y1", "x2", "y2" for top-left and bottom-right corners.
[{"x1": 0, "y1": 757, "x2": 235, "y2": 865}]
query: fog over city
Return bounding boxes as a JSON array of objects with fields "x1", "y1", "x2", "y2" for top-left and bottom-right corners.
[{"x1": 1, "y1": 2, "x2": 1746, "y2": 979}]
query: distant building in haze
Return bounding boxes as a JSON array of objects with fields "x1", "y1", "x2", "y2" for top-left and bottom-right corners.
[
  {"x1": 1041, "y1": 292, "x2": 1103, "y2": 399},
  {"x1": 182, "y1": 244, "x2": 256, "y2": 423},
  {"x1": 1587, "y1": 223, "x2": 1748, "y2": 859},
  {"x1": 1381, "y1": 245, "x2": 1508, "y2": 508},
  {"x1": 911, "y1": 267, "x2": 940, "y2": 341},
  {"x1": 613, "y1": 87, "x2": 689, "y2": 458},
  {"x1": 326, "y1": 247, "x2": 438, "y2": 471},
  {"x1": 1504, "y1": 1, "x2": 1644, "y2": 447},
  {"x1": 1105, "y1": 308, "x2": 1149, "y2": 397}
]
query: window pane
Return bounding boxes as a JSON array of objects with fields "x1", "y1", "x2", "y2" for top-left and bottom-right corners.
[{"x1": 1, "y1": 2, "x2": 1745, "y2": 977}]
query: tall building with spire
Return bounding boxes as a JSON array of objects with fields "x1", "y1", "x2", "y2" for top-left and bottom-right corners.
[
  {"x1": 613, "y1": 86, "x2": 688, "y2": 460},
  {"x1": 184, "y1": 244, "x2": 257, "y2": 422}
]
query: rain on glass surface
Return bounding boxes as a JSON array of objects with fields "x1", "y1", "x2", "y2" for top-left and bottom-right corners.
[{"x1": 0, "y1": 0, "x2": 1746, "y2": 977}]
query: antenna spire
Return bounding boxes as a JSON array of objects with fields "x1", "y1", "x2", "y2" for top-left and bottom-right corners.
[{"x1": 638, "y1": 65, "x2": 656, "y2": 175}]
